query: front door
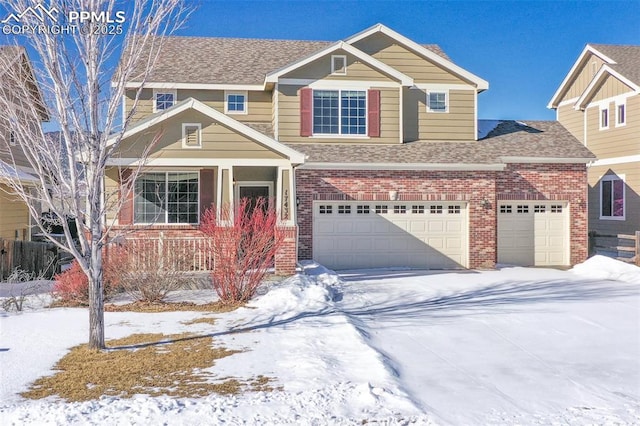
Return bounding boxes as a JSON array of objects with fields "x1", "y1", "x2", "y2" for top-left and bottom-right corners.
[{"x1": 237, "y1": 183, "x2": 272, "y2": 213}]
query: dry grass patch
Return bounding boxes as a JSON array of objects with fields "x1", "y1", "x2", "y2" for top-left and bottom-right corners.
[
  {"x1": 181, "y1": 317, "x2": 217, "y2": 326},
  {"x1": 105, "y1": 301, "x2": 242, "y2": 313},
  {"x1": 21, "y1": 333, "x2": 276, "y2": 402}
]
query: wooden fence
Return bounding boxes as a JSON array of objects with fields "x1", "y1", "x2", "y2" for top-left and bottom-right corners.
[
  {"x1": 589, "y1": 231, "x2": 640, "y2": 266},
  {"x1": 0, "y1": 239, "x2": 60, "y2": 280}
]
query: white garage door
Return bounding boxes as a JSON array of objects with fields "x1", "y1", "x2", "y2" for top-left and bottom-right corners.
[
  {"x1": 313, "y1": 201, "x2": 468, "y2": 270},
  {"x1": 497, "y1": 201, "x2": 569, "y2": 266}
]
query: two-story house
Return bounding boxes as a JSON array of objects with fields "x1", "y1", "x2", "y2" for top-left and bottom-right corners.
[
  {"x1": 0, "y1": 46, "x2": 46, "y2": 241},
  {"x1": 549, "y1": 44, "x2": 639, "y2": 258},
  {"x1": 110, "y1": 24, "x2": 595, "y2": 273}
]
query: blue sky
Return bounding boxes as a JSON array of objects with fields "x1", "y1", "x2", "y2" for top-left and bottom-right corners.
[{"x1": 178, "y1": 0, "x2": 640, "y2": 121}]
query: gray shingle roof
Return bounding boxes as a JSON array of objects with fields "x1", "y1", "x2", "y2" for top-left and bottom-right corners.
[
  {"x1": 285, "y1": 121, "x2": 595, "y2": 165},
  {"x1": 590, "y1": 43, "x2": 640, "y2": 86},
  {"x1": 131, "y1": 36, "x2": 449, "y2": 85}
]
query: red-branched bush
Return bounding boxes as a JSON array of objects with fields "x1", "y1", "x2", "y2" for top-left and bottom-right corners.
[
  {"x1": 200, "y1": 197, "x2": 285, "y2": 304},
  {"x1": 52, "y1": 260, "x2": 117, "y2": 305}
]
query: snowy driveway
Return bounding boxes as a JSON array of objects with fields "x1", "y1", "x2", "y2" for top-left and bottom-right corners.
[{"x1": 337, "y1": 264, "x2": 640, "y2": 424}]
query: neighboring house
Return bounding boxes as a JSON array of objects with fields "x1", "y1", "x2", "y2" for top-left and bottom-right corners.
[
  {"x1": 0, "y1": 46, "x2": 47, "y2": 241},
  {"x1": 110, "y1": 24, "x2": 595, "y2": 273},
  {"x1": 549, "y1": 44, "x2": 639, "y2": 256}
]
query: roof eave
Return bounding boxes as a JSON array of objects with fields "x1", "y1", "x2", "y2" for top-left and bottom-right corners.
[
  {"x1": 500, "y1": 156, "x2": 595, "y2": 164},
  {"x1": 299, "y1": 162, "x2": 506, "y2": 171}
]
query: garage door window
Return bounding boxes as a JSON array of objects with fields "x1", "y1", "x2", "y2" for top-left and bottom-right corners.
[
  {"x1": 551, "y1": 205, "x2": 563, "y2": 213},
  {"x1": 319, "y1": 205, "x2": 332, "y2": 214},
  {"x1": 338, "y1": 205, "x2": 351, "y2": 214},
  {"x1": 430, "y1": 205, "x2": 443, "y2": 214},
  {"x1": 375, "y1": 205, "x2": 388, "y2": 214},
  {"x1": 500, "y1": 205, "x2": 512, "y2": 213},
  {"x1": 357, "y1": 205, "x2": 370, "y2": 214},
  {"x1": 448, "y1": 205, "x2": 461, "y2": 214},
  {"x1": 412, "y1": 205, "x2": 425, "y2": 214},
  {"x1": 394, "y1": 205, "x2": 407, "y2": 214}
]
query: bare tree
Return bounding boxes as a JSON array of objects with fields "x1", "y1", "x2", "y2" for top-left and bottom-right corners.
[{"x1": 0, "y1": 0, "x2": 191, "y2": 349}]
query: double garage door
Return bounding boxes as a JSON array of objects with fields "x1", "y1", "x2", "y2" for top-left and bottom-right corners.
[
  {"x1": 313, "y1": 201, "x2": 468, "y2": 270},
  {"x1": 497, "y1": 201, "x2": 569, "y2": 266}
]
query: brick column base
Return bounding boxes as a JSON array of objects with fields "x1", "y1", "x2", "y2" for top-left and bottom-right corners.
[{"x1": 275, "y1": 226, "x2": 297, "y2": 276}]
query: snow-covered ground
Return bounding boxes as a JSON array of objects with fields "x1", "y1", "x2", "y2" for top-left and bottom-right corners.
[{"x1": 1, "y1": 255, "x2": 639, "y2": 425}]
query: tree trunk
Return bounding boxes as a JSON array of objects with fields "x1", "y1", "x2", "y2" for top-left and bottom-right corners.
[{"x1": 87, "y1": 173, "x2": 105, "y2": 350}]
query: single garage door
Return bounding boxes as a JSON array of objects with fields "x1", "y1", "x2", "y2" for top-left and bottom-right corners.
[
  {"x1": 313, "y1": 201, "x2": 468, "y2": 270},
  {"x1": 497, "y1": 201, "x2": 569, "y2": 266}
]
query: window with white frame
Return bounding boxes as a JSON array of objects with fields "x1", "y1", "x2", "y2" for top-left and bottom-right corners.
[
  {"x1": 331, "y1": 55, "x2": 347, "y2": 75},
  {"x1": 599, "y1": 105, "x2": 609, "y2": 130},
  {"x1": 134, "y1": 172, "x2": 199, "y2": 224},
  {"x1": 225, "y1": 92, "x2": 247, "y2": 114},
  {"x1": 600, "y1": 175, "x2": 625, "y2": 220},
  {"x1": 616, "y1": 102, "x2": 626, "y2": 126},
  {"x1": 9, "y1": 131, "x2": 16, "y2": 146},
  {"x1": 427, "y1": 91, "x2": 448, "y2": 112},
  {"x1": 182, "y1": 123, "x2": 202, "y2": 149},
  {"x1": 154, "y1": 90, "x2": 176, "y2": 112},
  {"x1": 313, "y1": 89, "x2": 366, "y2": 135}
]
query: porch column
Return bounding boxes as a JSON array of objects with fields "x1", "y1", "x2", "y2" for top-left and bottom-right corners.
[{"x1": 278, "y1": 167, "x2": 294, "y2": 223}]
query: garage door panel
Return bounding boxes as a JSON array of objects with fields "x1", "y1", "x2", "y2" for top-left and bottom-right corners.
[
  {"x1": 314, "y1": 202, "x2": 467, "y2": 270},
  {"x1": 498, "y1": 202, "x2": 568, "y2": 267}
]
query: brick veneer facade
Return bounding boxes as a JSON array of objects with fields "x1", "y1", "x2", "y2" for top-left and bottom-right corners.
[{"x1": 295, "y1": 163, "x2": 588, "y2": 269}]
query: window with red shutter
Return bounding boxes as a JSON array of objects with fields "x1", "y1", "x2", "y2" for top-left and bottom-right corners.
[{"x1": 300, "y1": 88, "x2": 313, "y2": 136}]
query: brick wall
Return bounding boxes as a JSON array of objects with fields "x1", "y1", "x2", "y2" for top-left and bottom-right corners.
[{"x1": 295, "y1": 163, "x2": 589, "y2": 268}]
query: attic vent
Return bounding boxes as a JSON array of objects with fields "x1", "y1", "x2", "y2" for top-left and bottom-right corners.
[
  {"x1": 182, "y1": 123, "x2": 201, "y2": 149},
  {"x1": 331, "y1": 55, "x2": 347, "y2": 75}
]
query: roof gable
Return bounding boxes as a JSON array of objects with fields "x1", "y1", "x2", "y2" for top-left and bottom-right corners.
[
  {"x1": 345, "y1": 24, "x2": 488, "y2": 91},
  {"x1": 574, "y1": 65, "x2": 638, "y2": 110},
  {"x1": 549, "y1": 43, "x2": 640, "y2": 109},
  {"x1": 0, "y1": 46, "x2": 49, "y2": 121},
  {"x1": 265, "y1": 42, "x2": 413, "y2": 86},
  {"x1": 112, "y1": 98, "x2": 305, "y2": 164}
]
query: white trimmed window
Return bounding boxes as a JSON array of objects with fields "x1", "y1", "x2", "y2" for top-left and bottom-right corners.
[
  {"x1": 331, "y1": 55, "x2": 347, "y2": 75},
  {"x1": 599, "y1": 105, "x2": 609, "y2": 130},
  {"x1": 225, "y1": 91, "x2": 247, "y2": 114},
  {"x1": 153, "y1": 90, "x2": 176, "y2": 112},
  {"x1": 182, "y1": 123, "x2": 202, "y2": 149},
  {"x1": 600, "y1": 175, "x2": 625, "y2": 220},
  {"x1": 427, "y1": 91, "x2": 448, "y2": 113},
  {"x1": 616, "y1": 101, "x2": 626, "y2": 126},
  {"x1": 134, "y1": 172, "x2": 199, "y2": 224},
  {"x1": 9, "y1": 131, "x2": 16, "y2": 146},
  {"x1": 313, "y1": 89, "x2": 366, "y2": 135}
]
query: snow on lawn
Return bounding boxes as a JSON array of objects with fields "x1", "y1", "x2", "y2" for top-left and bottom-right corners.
[{"x1": 1, "y1": 257, "x2": 639, "y2": 425}]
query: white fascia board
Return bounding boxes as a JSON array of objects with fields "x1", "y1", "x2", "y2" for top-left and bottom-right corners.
[
  {"x1": 121, "y1": 82, "x2": 265, "y2": 91},
  {"x1": 500, "y1": 156, "x2": 595, "y2": 164},
  {"x1": 412, "y1": 83, "x2": 475, "y2": 91},
  {"x1": 574, "y1": 65, "x2": 640, "y2": 110},
  {"x1": 109, "y1": 98, "x2": 306, "y2": 164},
  {"x1": 278, "y1": 78, "x2": 400, "y2": 88},
  {"x1": 265, "y1": 41, "x2": 414, "y2": 86},
  {"x1": 106, "y1": 158, "x2": 295, "y2": 167},
  {"x1": 590, "y1": 154, "x2": 640, "y2": 167},
  {"x1": 344, "y1": 23, "x2": 489, "y2": 91},
  {"x1": 548, "y1": 44, "x2": 618, "y2": 109},
  {"x1": 299, "y1": 162, "x2": 505, "y2": 171}
]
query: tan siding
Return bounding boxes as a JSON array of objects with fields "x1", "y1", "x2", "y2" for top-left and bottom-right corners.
[
  {"x1": 277, "y1": 84, "x2": 400, "y2": 144},
  {"x1": 282, "y1": 50, "x2": 393, "y2": 82},
  {"x1": 105, "y1": 167, "x2": 120, "y2": 224},
  {"x1": 585, "y1": 95, "x2": 640, "y2": 158},
  {"x1": 588, "y1": 163, "x2": 640, "y2": 234},
  {"x1": 557, "y1": 104, "x2": 584, "y2": 142},
  {"x1": 116, "y1": 110, "x2": 284, "y2": 159},
  {"x1": 353, "y1": 32, "x2": 468, "y2": 85},
  {"x1": 590, "y1": 74, "x2": 634, "y2": 103},
  {"x1": 0, "y1": 184, "x2": 29, "y2": 240},
  {"x1": 125, "y1": 88, "x2": 154, "y2": 123},
  {"x1": 562, "y1": 54, "x2": 605, "y2": 101},
  {"x1": 417, "y1": 89, "x2": 475, "y2": 140},
  {"x1": 0, "y1": 117, "x2": 38, "y2": 169},
  {"x1": 125, "y1": 89, "x2": 273, "y2": 124}
]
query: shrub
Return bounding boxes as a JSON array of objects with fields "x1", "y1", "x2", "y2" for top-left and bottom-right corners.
[
  {"x1": 200, "y1": 197, "x2": 285, "y2": 304},
  {"x1": 53, "y1": 260, "x2": 117, "y2": 305},
  {"x1": 105, "y1": 240, "x2": 191, "y2": 303}
]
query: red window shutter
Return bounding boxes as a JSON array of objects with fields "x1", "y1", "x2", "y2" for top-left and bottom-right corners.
[
  {"x1": 300, "y1": 88, "x2": 313, "y2": 137},
  {"x1": 199, "y1": 169, "x2": 215, "y2": 217},
  {"x1": 118, "y1": 169, "x2": 133, "y2": 225},
  {"x1": 368, "y1": 89, "x2": 380, "y2": 137}
]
